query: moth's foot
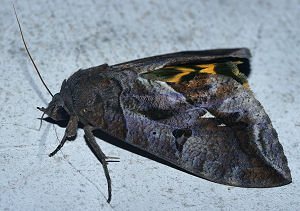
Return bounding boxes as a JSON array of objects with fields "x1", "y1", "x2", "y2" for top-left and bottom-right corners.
[
  {"x1": 37, "y1": 107, "x2": 46, "y2": 112},
  {"x1": 106, "y1": 156, "x2": 120, "y2": 163}
]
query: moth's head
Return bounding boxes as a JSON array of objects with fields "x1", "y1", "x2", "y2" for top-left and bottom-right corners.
[{"x1": 38, "y1": 93, "x2": 69, "y2": 121}]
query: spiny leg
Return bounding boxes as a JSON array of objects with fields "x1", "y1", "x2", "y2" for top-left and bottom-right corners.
[
  {"x1": 48, "y1": 116, "x2": 78, "y2": 157},
  {"x1": 83, "y1": 126, "x2": 112, "y2": 203}
]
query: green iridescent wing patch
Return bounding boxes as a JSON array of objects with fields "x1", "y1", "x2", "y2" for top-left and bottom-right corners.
[{"x1": 142, "y1": 61, "x2": 249, "y2": 88}]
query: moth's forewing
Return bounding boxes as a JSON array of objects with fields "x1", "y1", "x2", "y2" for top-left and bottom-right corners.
[
  {"x1": 112, "y1": 48, "x2": 251, "y2": 76},
  {"x1": 114, "y1": 49, "x2": 291, "y2": 188}
]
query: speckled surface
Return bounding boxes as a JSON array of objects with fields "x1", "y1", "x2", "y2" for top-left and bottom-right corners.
[{"x1": 1, "y1": 0, "x2": 299, "y2": 210}]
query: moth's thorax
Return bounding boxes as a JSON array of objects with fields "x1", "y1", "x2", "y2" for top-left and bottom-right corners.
[
  {"x1": 61, "y1": 64, "x2": 127, "y2": 138},
  {"x1": 64, "y1": 65, "x2": 116, "y2": 111}
]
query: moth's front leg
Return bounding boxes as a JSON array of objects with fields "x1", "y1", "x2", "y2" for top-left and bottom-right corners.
[{"x1": 49, "y1": 115, "x2": 78, "y2": 156}]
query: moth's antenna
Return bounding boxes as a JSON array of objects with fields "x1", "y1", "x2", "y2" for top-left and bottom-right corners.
[{"x1": 13, "y1": 5, "x2": 54, "y2": 97}]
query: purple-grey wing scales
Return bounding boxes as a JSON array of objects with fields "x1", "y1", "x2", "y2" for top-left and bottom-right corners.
[{"x1": 117, "y1": 68, "x2": 291, "y2": 187}]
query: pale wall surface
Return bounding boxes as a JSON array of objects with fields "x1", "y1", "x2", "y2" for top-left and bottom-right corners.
[{"x1": 1, "y1": 0, "x2": 299, "y2": 210}]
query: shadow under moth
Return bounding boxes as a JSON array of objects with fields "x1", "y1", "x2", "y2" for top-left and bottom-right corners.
[{"x1": 14, "y1": 8, "x2": 291, "y2": 203}]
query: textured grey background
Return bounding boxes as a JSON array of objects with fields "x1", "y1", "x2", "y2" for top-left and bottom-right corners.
[{"x1": 1, "y1": 0, "x2": 300, "y2": 210}]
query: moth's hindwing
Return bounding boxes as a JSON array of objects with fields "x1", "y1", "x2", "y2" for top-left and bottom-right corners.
[{"x1": 141, "y1": 60, "x2": 249, "y2": 88}]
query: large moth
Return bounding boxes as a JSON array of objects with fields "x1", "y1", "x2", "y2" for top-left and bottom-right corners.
[{"x1": 15, "y1": 8, "x2": 291, "y2": 203}]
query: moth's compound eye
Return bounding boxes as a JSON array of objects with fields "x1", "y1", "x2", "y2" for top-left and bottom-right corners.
[{"x1": 51, "y1": 106, "x2": 69, "y2": 121}]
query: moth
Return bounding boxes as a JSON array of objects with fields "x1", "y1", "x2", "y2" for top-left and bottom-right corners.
[{"x1": 14, "y1": 8, "x2": 291, "y2": 203}]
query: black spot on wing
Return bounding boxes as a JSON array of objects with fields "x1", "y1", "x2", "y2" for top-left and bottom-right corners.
[{"x1": 172, "y1": 128, "x2": 192, "y2": 152}]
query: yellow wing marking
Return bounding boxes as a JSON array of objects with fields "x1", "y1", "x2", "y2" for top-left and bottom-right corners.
[
  {"x1": 196, "y1": 64, "x2": 216, "y2": 74},
  {"x1": 243, "y1": 82, "x2": 249, "y2": 88},
  {"x1": 163, "y1": 67, "x2": 195, "y2": 83},
  {"x1": 232, "y1": 61, "x2": 243, "y2": 64}
]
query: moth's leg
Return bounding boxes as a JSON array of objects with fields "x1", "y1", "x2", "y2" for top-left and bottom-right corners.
[
  {"x1": 83, "y1": 125, "x2": 112, "y2": 203},
  {"x1": 49, "y1": 116, "x2": 78, "y2": 157}
]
